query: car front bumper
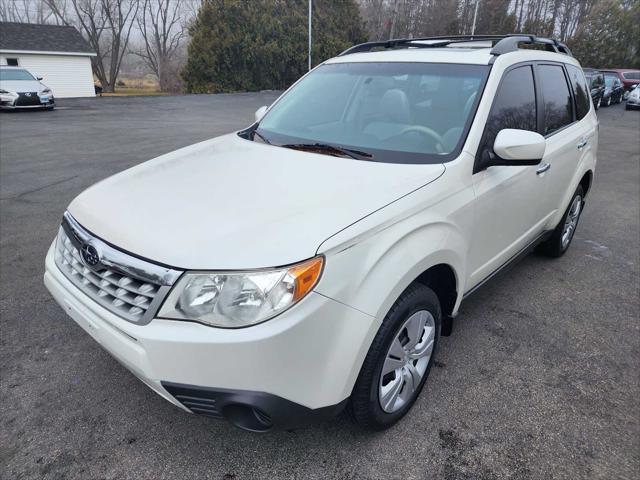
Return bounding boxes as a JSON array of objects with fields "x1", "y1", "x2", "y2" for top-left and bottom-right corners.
[
  {"x1": 626, "y1": 98, "x2": 640, "y2": 108},
  {"x1": 44, "y1": 243, "x2": 379, "y2": 430},
  {"x1": 0, "y1": 94, "x2": 54, "y2": 109}
]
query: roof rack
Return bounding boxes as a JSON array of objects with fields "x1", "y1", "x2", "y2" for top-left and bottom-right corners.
[{"x1": 338, "y1": 34, "x2": 573, "y2": 57}]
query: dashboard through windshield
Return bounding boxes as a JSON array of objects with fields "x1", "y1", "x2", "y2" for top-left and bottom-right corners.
[{"x1": 254, "y1": 62, "x2": 489, "y2": 164}]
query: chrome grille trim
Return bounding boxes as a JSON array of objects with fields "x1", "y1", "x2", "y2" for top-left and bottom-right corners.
[{"x1": 54, "y1": 212, "x2": 183, "y2": 324}]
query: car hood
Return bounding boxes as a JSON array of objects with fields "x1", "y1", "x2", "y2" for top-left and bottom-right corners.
[
  {"x1": 0, "y1": 79, "x2": 46, "y2": 93},
  {"x1": 68, "y1": 133, "x2": 445, "y2": 269}
]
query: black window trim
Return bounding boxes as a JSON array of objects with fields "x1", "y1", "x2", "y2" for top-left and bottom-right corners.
[{"x1": 473, "y1": 61, "x2": 539, "y2": 174}]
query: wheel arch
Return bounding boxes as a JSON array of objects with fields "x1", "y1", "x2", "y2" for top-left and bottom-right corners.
[
  {"x1": 579, "y1": 170, "x2": 593, "y2": 198},
  {"x1": 413, "y1": 263, "x2": 458, "y2": 320}
]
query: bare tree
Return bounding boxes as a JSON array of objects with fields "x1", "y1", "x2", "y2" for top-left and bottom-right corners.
[
  {"x1": 135, "y1": 0, "x2": 185, "y2": 91},
  {"x1": 0, "y1": 0, "x2": 56, "y2": 23},
  {"x1": 46, "y1": 0, "x2": 139, "y2": 92}
]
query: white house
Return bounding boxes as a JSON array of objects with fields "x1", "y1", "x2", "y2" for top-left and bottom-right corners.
[{"x1": 0, "y1": 22, "x2": 96, "y2": 98}]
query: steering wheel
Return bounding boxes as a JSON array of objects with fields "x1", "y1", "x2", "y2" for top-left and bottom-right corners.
[{"x1": 396, "y1": 125, "x2": 445, "y2": 153}]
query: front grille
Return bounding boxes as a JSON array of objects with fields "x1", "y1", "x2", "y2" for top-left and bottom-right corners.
[
  {"x1": 53, "y1": 212, "x2": 182, "y2": 324},
  {"x1": 16, "y1": 92, "x2": 40, "y2": 106}
]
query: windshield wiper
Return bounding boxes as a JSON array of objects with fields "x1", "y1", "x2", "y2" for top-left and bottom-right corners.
[
  {"x1": 253, "y1": 129, "x2": 271, "y2": 144},
  {"x1": 281, "y1": 142, "x2": 373, "y2": 160}
]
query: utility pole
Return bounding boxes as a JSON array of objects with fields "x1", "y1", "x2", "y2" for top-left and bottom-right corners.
[
  {"x1": 471, "y1": 0, "x2": 480, "y2": 36},
  {"x1": 389, "y1": 0, "x2": 398, "y2": 39},
  {"x1": 308, "y1": 0, "x2": 312, "y2": 71}
]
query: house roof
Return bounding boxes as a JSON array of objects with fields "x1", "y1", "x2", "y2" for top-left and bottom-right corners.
[{"x1": 0, "y1": 22, "x2": 95, "y2": 55}]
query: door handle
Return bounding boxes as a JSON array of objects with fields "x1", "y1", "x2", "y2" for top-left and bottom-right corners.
[
  {"x1": 577, "y1": 139, "x2": 588, "y2": 150},
  {"x1": 536, "y1": 163, "x2": 551, "y2": 175}
]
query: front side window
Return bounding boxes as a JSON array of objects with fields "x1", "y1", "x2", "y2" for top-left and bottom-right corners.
[
  {"x1": 254, "y1": 62, "x2": 490, "y2": 164},
  {"x1": 483, "y1": 65, "x2": 537, "y2": 151},
  {"x1": 567, "y1": 65, "x2": 590, "y2": 120},
  {"x1": 539, "y1": 64, "x2": 573, "y2": 135},
  {"x1": 0, "y1": 68, "x2": 34, "y2": 81}
]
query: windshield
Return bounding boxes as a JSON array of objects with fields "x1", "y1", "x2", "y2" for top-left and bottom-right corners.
[
  {"x1": 604, "y1": 75, "x2": 616, "y2": 87},
  {"x1": 255, "y1": 62, "x2": 489, "y2": 164},
  {"x1": 0, "y1": 69, "x2": 35, "y2": 81}
]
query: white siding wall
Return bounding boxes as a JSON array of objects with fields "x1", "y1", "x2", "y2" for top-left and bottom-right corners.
[{"x1": 0, "y1": 53, "x2": 95, "y2": 98}]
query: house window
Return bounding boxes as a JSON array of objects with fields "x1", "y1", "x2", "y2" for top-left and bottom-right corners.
[{"x1": 6, "y1": 58, "x2": 19, "y2": 66}]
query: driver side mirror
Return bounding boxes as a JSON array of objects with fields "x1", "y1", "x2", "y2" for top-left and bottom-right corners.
[
  {"x1": 485, "y1": 129, "x2": 546, "y2": 168},
  {"x1": 254, "y1": 105, "x2": 268, "y2": 123}
]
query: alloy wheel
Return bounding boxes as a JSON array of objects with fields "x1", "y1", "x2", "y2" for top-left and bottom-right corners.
[
  {"x1": 378, "y1": 310, "x2": 435, "y2": 413},
  {"x1": 561, "y1": 195, "x2": 582, "y2": 250}
]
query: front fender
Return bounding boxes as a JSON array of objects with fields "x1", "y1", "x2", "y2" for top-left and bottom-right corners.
[{"x1": 316, "y1": 210, "x2": 470, "y2": 321}]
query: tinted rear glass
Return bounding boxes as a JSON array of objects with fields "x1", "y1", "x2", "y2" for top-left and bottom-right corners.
[
  {"x1": 539, "y1": 64, "x2": 573, "y2": 135},
  {"x1": 567, "y1": 65, "x2": 590, "y2": 120}
]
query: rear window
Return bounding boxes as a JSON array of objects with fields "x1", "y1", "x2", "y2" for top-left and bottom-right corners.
[
  {"x1": 566, "y1": 65, "x2": 590, "y2": 120},
  {"x1": 0, "y1": 69, "x2": 34, "y2": 81},
  {"x1": 539, "y1": 64, "x2": 573, "y2": 135},
  {"x1": 604, "y1": 74, "x2": 619, "y2": 87},
  {"x1": 587, "y1": 74, "x2": 604, "y2": 88}
]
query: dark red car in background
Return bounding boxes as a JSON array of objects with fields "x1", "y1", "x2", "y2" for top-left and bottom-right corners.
[{"x1": 600, "y1": 69, "x2": 640, "y2": 92}]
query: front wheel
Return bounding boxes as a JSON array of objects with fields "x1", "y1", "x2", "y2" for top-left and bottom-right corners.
[
  {"x1": 595, "y1": 97, "x2": 601, "y2": 110},
  {"x1": 537, "y1": 185, "x2": 584, "y2": 258},
  {"x1": 605, "y1": 96, "x2": 612, "y2": 107},
  {"x1": 348, "y1": 283, "x2": 441, "y2": 430}
]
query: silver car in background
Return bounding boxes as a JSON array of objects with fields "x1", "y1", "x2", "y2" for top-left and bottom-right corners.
[{"x1": 0, "y1": 66, "x2": 55, "y2": 110}]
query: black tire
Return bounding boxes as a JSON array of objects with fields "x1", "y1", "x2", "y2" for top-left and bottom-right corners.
[
  {"x1": 626, "y1": 104, "x2": 631, "y2": 110},
  {"x1": 348, "y1": 283, "x2": 441, "y2": 430},
  {"x1": 537, "y1": 185, "x2": 585, "y2": 258}
]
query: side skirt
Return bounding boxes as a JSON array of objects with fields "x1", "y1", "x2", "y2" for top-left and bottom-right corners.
[{"x1": 462, "y1": 229, "x2": 554, "y2": 301}]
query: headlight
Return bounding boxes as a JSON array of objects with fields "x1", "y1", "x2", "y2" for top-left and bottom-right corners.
[
  {"x1": 158, "y1": 256, "x2": 324, "y2": 328},
  {"x1": 0, "y1": 89, "x2": 9, "y2": 94}
]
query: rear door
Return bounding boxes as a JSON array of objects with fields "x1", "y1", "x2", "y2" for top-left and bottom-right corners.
[
  {"x1": 536, "y1": 63, "x2": 595, "y2": 222},
  {"x1": 468, "y1": 64, "x2": 548, "y2": 288}
]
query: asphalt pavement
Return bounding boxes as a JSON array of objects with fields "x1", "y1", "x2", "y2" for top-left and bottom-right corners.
[{"x1": 0, "y1": 94, "x2": 638, "y2": 480}]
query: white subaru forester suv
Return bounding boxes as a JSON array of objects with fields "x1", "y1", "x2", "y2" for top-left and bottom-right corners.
[{"x1": 44, "y1": 35, "x2": 597, "y2": 432}]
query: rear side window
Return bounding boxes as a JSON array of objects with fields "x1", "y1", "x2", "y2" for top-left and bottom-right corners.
[
  {"x1": 539, "y1": 64, "x2": 573, "y2": 135},
  {"x1": 623, "y1": 72, "x2": 640, "y2": 80},
  {"x1": 484, "y1": 65, "x2": 537, "y2": 150},
  {"x1": 566, "y1": 65, "x2": 590, "y2": 120}
]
